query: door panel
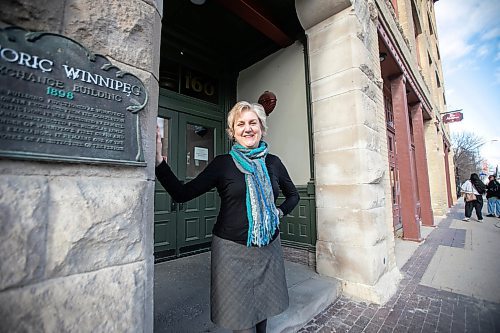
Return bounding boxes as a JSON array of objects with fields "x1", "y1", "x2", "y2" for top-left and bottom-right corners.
[
  {"x1": 154, "y1": 109, "x2": 222, "y2": 259},
  {"x1": 388, "y1": 130, "x2": 402, "y2": 230},
  {"x1": 176, "y1": 114, "x2": 221, "y2": 253}
]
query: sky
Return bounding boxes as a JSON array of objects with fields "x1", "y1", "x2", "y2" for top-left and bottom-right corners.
[{"x1": 434, "y1": 0, "x2": 500, "y2": 173}]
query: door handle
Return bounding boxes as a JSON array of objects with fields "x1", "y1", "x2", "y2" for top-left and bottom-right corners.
[{"x1": 171, "y1": 201, "x2": 177, "y2": 212}]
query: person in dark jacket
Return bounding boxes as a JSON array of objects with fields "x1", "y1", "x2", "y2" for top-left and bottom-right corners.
[
  {"x1": 486, "y1": 174, "x2": 500, "y2": 218},
  {"x1": 461, "y1": 173, "x2": 486, "y2": 222},
  {"x1": 155, "y1": 101, "x2": 299, "y2": 333}
]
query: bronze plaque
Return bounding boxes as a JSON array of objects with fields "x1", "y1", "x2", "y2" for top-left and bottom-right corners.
[{"x1": 0, "y1": 27, "x2": 148, "y2": 166}]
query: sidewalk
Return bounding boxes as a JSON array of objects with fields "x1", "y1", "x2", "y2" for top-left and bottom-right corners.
[
  {"x1": 154, "y1": 251, "x2": 339, "y2": 332},
  {"x1": 298, "y1": 202, "x2": 500, "y2": 333}
]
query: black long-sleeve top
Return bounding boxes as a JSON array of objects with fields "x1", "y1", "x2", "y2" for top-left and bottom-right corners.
[
  {"x1": 155, "y1": 154, "x2": 299, "y2": 245},
  {"x1": 486, "y1": 179, "x2": 500, "y2": 198}
]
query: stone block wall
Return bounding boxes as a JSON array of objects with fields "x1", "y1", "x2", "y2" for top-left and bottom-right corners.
[
  {"x1": 448, "y1": 150, "x2": 458, "y2": 204},
  {"x1": 392, "y1": 0, "x2": 417, "y2": 53},
  {"x1": 297, "y1": 0, "x2": 401, "y2": 304},
  {"x1": 0, "y1": 0, "x2": 162, "y2": 331}
]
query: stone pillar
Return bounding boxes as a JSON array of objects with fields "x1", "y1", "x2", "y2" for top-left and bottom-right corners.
[
  {"x1": 296, "y1": 0, "x2": 401, "y2": 304},
  {"x1": 443, "y1": 140, "x2": 453, "y2": 207},
  {"x1": 424, "y1": 118, "x2": 449, "y2": 216},
  {"x1": 390, "y1": 75, "x2": 421, "y2": 241},
  {"x1": 0, "y1": 1, "x2": 162, "y2": 331},
  {"x1": 448, "y1": 150, "x2": 458, "y2": 204},
  {"x1": 410, "y1": 103, "x2": 434, "y2": 226}
]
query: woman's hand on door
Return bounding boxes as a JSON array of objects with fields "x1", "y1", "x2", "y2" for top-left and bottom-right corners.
[{"x1": 156, "y1": 125, "x2": 167, "y2": 166}]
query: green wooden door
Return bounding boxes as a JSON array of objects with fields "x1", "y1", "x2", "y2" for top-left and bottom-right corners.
[
  {"x1": 176, "y1": 113, "x2": 221, "y2": 254},
  {"x1": 155, "y1": 108, "x2": 222, "y2": 259},
  {"x1": 154, "y1": 109, "x2": 179, "y2": 257}
]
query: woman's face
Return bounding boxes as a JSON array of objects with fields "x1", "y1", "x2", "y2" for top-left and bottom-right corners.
[{"x1": 233, "y1": 110, "x2": 262, "y2": 149}]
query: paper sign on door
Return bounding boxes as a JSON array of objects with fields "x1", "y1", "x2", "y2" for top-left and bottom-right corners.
[{"x1": 194, "y1": 147, "x2": 209, "y2": 161}]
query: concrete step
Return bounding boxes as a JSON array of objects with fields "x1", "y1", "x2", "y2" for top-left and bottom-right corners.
[{"x1": 268, "y1": 261, "x2": 340, "y2": 333}]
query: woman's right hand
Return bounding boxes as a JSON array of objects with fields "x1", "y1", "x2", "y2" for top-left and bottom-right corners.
[{"x1": 156, "y1": 125, "x2": 166, "y2": 166}]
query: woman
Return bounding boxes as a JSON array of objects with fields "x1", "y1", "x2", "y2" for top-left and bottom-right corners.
[
  {"x1": 460, "y1": 173, "x2": 486, "y2": 222},
  {"x1": 486, "y1": 175, "x2": 500, "y2": 218},
  {"x1": 155, "y1": 101, "x2": 299, "y2": 333}
]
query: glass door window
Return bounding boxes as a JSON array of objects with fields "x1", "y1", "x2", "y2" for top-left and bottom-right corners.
[{"x1": 185, "y1": 123, "x2": 215, "y2": 178}]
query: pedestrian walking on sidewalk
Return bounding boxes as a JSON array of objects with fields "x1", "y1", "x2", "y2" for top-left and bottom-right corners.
[
  {"x1": 486, "y1": 175, "x2": 500, "y2": 219},
  {"x1": 155, "y1": 101, "x2": 299, "y2": 333},
  {"x1": 460, "y1": 173, "x2": 486, "y2": 222}
]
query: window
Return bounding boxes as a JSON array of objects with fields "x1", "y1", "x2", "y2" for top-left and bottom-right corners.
[
  {"x1": 427, "y1": 14, "x2": 434, "y2": 35},
  {"x1": 384, "y1": 89, "x2": 395, "y2": 129}
]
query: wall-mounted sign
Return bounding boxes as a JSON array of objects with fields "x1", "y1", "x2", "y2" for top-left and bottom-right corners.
[
  {"x1": 442, "y1": 112, "x2": 463, "y2": 124},
  {"x1": 159, "y1": 59, "x2": 218, "y2": 104},
  {"x1": 0, "y1": 26, "x2": 148, "y2": 166}
]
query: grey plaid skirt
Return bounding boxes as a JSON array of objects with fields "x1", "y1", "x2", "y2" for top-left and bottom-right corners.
[{"x1": 210, "y1": 235, "x2": 289, "y2": 330}]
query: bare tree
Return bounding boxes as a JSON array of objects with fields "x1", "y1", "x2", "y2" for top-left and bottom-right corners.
[{"x1": 451, "y1": 131, "x2": 485, "y2": 187}]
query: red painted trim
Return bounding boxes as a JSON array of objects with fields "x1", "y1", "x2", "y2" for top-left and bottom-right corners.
[
  {"x1": 377, "y1": 21, "x2": 433, "y2": 120},
  {"x1": 391, "y1": 75, "x2": 422, "y2": 242},
  {"x1": 214, "y1": 0, "x2": 293, "y2": 48}
]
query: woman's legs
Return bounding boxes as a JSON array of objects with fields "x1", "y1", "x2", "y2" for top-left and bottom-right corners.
[
  {"x1": 464, "y1": 200, "x2": 474, "y2": 218},
  {"x1": 495, "y1": 198, "x2": 500, "y2": 217},
  {"x1": 474, "y1": 195, "x2": 484, "y2": 220},
  {"x1": 487, "y1": 197, "x2": 496, "y2": 215}
]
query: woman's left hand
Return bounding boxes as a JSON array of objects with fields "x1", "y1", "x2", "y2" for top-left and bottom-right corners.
[{"x1": 156, "y1": 125, "x2": 166, "y2": 166}]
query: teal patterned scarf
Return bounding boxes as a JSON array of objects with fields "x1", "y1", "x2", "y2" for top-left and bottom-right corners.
[{"x1": 230, "y1": 141, "x2": 280, "y2": 247}]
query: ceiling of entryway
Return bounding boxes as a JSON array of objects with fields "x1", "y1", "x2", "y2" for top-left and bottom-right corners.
[{"x1": 161, "y1": 0, "x2": 304, "y2": 75}]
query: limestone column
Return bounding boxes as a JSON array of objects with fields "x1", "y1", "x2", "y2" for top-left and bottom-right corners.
[
  {"x1": 424, "y1": 118, "x2": 449, "y2": 216},
  {"x1": 390, "y1": 75, "x2": 421, "y2": 241},
  {"x1": 443, "y1": 140, "x2": 453, "y2": 207},
  {"x1": 448, "y1": 150, "x2": 458, "y2": 205},
  {"x1": 0, "y1": 1, "x2": 162, "y2": 331},
  {"x1": 410, "y1": 103, "x2": 434, "y2": 226},
  {"x1": 296, "y1": 0, "x2": 401, "y2": 304}
]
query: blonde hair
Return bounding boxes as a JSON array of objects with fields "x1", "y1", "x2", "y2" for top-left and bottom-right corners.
[{"x1": 226, "y1": 101, "x2": 268, "y2": 140}]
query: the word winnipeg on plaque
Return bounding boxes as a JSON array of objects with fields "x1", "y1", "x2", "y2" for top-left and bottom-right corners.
[{"x1": 0, "y1": 26, "x2": 148, "y2": 166}]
